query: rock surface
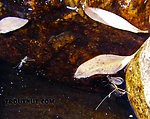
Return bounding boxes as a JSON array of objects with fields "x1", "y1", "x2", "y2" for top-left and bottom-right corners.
[
  {"x1": 0, "y1": 0, "x2": 149, "y2": 87},
  {"x1": 126, "y1": 37, "x2": 150, "y2": 119}
]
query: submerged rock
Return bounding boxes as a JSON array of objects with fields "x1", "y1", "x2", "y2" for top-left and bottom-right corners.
[
  {"x1": 126, "y1": 37, "x2": 150, "y2": 119},
  {"x1": 0, "y1": 0, "x2": 149, "y2": 90}
]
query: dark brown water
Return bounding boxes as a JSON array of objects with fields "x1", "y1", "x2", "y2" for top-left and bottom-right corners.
[{"x1": 0, "y1": 59, "x2": 136, "y2": 119}]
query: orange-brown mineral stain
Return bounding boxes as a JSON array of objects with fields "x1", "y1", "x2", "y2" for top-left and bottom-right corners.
[
  {"x1": 49, "y1": 31, "x2": 75, "y2": 51},
  {"x1": 117, "y1": 0, "x2": 149, "y2": 29},
  {"x1": 30, "y1": 40, "x2": 41, "y2": 47},
  {"x1": 24, "y1": 0, "x2": 35, "y2": 10}
]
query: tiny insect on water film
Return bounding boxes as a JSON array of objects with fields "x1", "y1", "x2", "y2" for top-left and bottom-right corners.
[{"x1": 14, "y1": 56, "x2": 35, "y2": 70}]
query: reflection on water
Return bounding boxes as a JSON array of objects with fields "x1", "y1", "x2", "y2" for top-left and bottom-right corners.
[{"x1": 0, "y1": 59, "x2": 137, "y2": 119}]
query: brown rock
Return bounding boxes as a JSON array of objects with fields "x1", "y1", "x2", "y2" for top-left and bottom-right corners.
[
  {"x1": 0, "y1": 0, "x2": 149, "y2": 89},
  {"x1": 126, "y1": 37, "x2": 150, "y2": 119}
]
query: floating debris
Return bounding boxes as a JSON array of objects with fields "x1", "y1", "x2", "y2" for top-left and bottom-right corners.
[
  {"x1": 66, "y1": 6, "x2": 78, "y2": 12},
  {"x1": 74, "y1": 53, "x2": 136, "y2": 79},
  {"x1": 0, "y1": 17, "x2": 28, "y2": 34},
  {"x1": 84, "y1": 7, "x2": 148, "y2": 33}
]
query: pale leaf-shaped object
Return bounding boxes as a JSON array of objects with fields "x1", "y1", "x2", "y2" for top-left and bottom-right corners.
[
  {"x1": 74, "y1": 53, "x2": 136, "y2": 79},
  {"x1": 0, "y1": 17, "x2": 28, "y2": 33},
  {"x1": 84, "y1": 7, "x2": 148, "y2": 33}
]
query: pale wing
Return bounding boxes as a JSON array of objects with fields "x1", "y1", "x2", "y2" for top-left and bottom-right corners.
[
  {"x1": 109, "y1": 76, "x2": 124, "y2": 85},
  {"x1": 84, "y1": 7, "x2": 148, "y2": 33},
  {"x1": 0, "y1": 17, "x2": 28, "y2": 34},
  {"x1": 74, "y1": 54, "x2": 133, "y2": 79}
]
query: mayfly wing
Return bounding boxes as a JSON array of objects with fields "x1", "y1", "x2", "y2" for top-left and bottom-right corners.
[
  {"x1": 84, "y1": 7, "x2": 148, "y2": 33},
  {"x1": 108, "y1": 76, "x2": 124, "y2": 85},
  {"x1": 22, "y1": 56, "x2": 28, "y2": 61},
  {"x1": 74, "y1": 54, "x2": 133, "y2": 79},
  {"x1": 0, "y1": 17, "x2": 28, "y2": 34}
]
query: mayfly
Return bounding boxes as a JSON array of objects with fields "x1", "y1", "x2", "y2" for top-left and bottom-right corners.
[{"x1": 14, "y1": 56, "x2": 35, "y2": 69}]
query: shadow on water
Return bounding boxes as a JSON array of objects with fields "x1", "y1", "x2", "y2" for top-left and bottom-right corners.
[{"x1": 0, "y1": 59, "x2": 137, "y2": 119}]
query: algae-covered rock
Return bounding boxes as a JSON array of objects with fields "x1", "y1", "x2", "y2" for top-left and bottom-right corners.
[{"x1": 126, "y1": 37, "x2": 150, "y2": 119}]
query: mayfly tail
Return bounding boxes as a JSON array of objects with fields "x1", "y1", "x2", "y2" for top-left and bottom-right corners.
[
  {"x1": 95, "y1": 85, "x2": 140, "y2": 111},
  {"x1": 95, "y1": 88, "x2": 117, "y2": 110},
  {"x1": 121, "y1": 89, "x2": 140, "y2": 105},
  {"x1": 117, "y1": 88, "x2": 140, "y2": 105}
]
